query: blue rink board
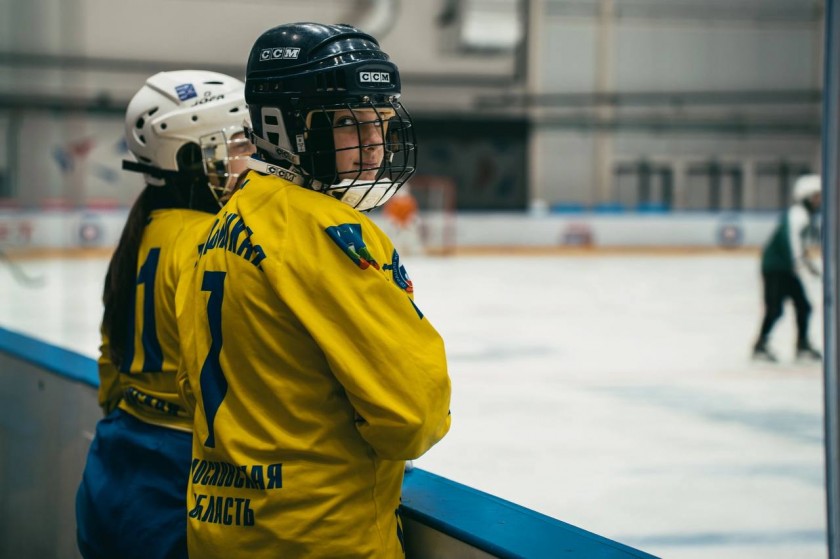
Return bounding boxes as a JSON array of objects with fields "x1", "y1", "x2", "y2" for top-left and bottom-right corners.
[
  {"x1": 0, "y1": 325, "x2": 658, "y2": 559},
  {"x1": 401, "y1": 469, "x2": 658, "y2": 558}
]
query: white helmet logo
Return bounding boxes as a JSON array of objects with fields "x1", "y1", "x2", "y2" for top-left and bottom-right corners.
[
  {"x1": 260, "y1": 47, "x2": 301, "y2": 61},
  {"x1": 359, "y1": 71, "x2": 391, "y2": 84}
]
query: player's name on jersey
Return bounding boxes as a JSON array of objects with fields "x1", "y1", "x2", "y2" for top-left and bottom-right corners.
[
  {"x1": 189, "y1": 494, "x2": 255, "y2": 527},
  {"x1": 190, "y1": 458, "x2": 283, "y2": 491},
  {"x1": 189, "y1": 459, "x2": 283, "y2": 527},
  {"x1": 199, "y1": 211, "x2": 266, "y2": 269}
]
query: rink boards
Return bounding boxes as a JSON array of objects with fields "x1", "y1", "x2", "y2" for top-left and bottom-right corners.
[{"x1": 0, "y1": 325, "x2": 656, "y2": 559}]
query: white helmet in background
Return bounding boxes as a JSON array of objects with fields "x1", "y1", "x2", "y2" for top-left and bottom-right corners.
[
  {"x1": 123, "y1": 70, "x2": 252, "y2": 206},
  {"x1": 792, "y1": 174, "x2": 821, "y2": 202}
]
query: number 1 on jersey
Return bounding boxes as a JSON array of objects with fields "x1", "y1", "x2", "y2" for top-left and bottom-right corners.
[
  {"x1": 120, "y1": 248, "x2": 163, "y2": 373},
  {"x1": 200, "y1": 271, "x2": 227, "y2": 448}
]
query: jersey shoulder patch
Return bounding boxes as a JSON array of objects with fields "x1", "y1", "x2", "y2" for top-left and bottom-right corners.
[
  {"x1": 382, "y1": 249, "x2": 414, "y2": 294},
  {"x1": 325, "y1": 223, "x2": 380, "y2": 270}
]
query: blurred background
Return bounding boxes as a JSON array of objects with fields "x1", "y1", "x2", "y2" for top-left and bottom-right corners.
[
  {"x1": 0, "y1": 1, "x2": 830, "y2": 558},
  {"x1": 0, "y1": 0, "x2": 823, "y2": 218}
]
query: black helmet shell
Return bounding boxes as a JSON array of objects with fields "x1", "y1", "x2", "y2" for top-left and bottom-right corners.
[{"x1": 246, "y1": 22, "x2": 400, "y2": 110}]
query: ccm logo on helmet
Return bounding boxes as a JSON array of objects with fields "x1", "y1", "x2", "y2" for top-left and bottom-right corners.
[
  {"x1": 266, "y1": 165, "x2": 298, "y2": 182},
  {"x1": 260, "y1": 48, "x2": 301, "y2": 61},
  {"x1": 359, "y1": 71, "x2": 391, "y2": 84}
]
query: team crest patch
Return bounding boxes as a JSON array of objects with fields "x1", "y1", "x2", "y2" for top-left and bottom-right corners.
[
  {"x1": 325, "y1": 223, "x2": 380, "y2": 270},
  {"x1": 383, "y1": 249, "x2": 414, "y2": 294}
]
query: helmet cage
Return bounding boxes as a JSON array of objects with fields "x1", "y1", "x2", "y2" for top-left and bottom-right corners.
[
  {"x1": 199, "y1": 127, "x2": 253, "y2": 205},
  {"x1": 254, "y1": 96, "x2": 416, "y2": 211}
]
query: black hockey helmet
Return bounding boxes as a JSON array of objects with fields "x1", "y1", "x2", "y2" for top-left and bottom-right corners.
[{"x1": 245, "y1": 22, "x2": 416, "y2": 210}]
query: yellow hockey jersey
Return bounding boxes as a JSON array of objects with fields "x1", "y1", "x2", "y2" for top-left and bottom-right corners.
[
  {"x1": 176, "y1": 172, "x2": 451, "y2": 558},
  {"x1": 98, "y1": 208, "x2": 214, "y2": 431}
]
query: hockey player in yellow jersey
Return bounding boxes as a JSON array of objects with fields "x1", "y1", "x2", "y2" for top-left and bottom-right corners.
[
  {"x1": 176, "y1": 23, "x2": 452, "y2": 558},
  {"x1": 76, "y1": 70, "x2": 254, "y2": 559}
]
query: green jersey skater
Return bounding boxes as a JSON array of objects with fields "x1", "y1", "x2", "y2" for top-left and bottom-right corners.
[{"x1": 752, "y1": 174, "x2": 823, "y2": 362}]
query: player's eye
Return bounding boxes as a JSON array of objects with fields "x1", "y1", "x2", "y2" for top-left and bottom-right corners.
[{"x1": 334, "y1": 116, "x2": 357, "y2": 128}]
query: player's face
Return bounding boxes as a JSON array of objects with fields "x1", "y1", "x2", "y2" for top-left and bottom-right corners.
[
  {"x1": 332, "y1": 109, "x2": 393, "y2": 181},
  {"x1": 201, "y1": 129, "x2": 255, "y2": 204},
  {"x1": 219, "y1": 131, "x2": 255, "y2": 203},
  {"x1": 228, "y1": 131, "x2": 255, "y2": 184}
]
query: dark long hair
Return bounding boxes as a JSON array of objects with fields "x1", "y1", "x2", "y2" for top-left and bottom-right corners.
[{"x1": 103, "y1": 143, "x2": 218, "y2": 369}]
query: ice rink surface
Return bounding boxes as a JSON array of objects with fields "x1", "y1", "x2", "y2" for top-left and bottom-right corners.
[{"x1": 0, "y1": 251, "x2": 826, "y2": 559}]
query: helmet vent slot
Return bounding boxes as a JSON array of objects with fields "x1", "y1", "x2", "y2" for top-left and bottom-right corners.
[
  {"x1": 135, "y1": 117, "x2": 145, "y2": 129},
  {"x1": 315, "y1": 71, "x2": 346, "y2": 92},
  {"x1": 147, "y1": 107, "x2": 158, "y2": 116}
]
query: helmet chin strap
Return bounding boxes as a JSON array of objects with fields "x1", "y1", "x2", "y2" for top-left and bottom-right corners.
[
  {"x1": 248, "y1": 129, "x2": 301, "y2": 167},
  {"x1": 246, "y1": 156, "x2": 397, "y2": 211},
  {"x1": 246, "y1": 128, "x2": 329, "y2": 191},
  {"x1": 122, "y1": 160, "x2": 172, "y2": 179},
  {"x1": 122, "y1": 160, "x2": 192, "y2": 187},
  {"x1": 246, "y1": 156, "x2": 313, "y2": 188}
]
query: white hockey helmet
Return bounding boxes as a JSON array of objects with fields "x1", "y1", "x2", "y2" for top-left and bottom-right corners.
[
  {"x1": 792, "y1": 174, "x2": 821, "y2": 202},
  {"x1": 124, "y1": 70, "x2": 251, "y2": 205}
]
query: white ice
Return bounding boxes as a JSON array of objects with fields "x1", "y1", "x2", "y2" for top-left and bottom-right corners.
[{"x1": 0, "y1": 252, "x2": 825, "y2": 559}]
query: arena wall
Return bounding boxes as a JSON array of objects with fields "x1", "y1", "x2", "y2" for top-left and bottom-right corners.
[{"x1": 0, "y1": 210, "x2": 780, "y2": 255}]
